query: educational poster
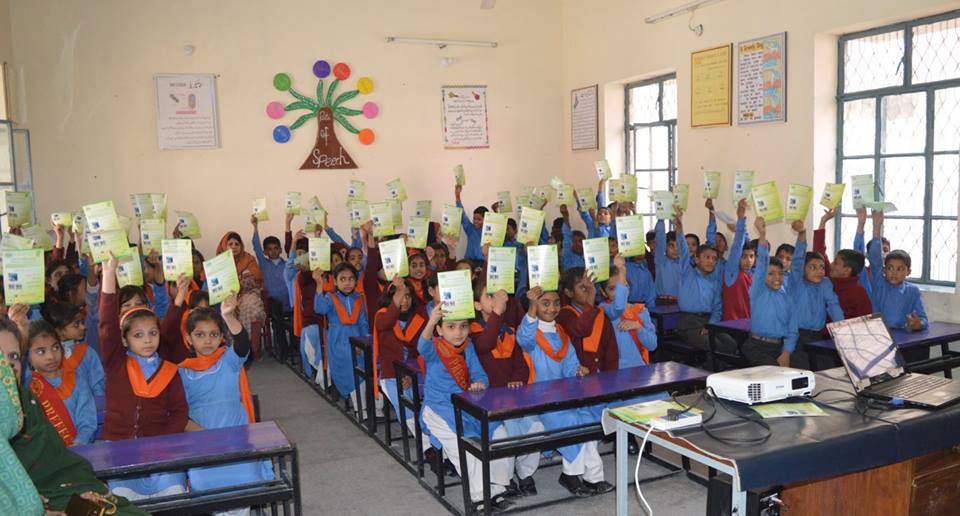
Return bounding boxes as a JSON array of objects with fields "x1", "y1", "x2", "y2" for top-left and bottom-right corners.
[
  {"x1": 737, "y1": 32, "x2": 786, "y2": 124},
  {"x1": 441, "y1": 85, "x2": 490, "y2": 149},
  {"x1": 266, "y1": 60, "x2": 378, "y2": 169},
  {"x1": 154, "y1": 74, "x2": 220, "y2": 150},
  {"x1": 691, "y1": 44, "x2": 733, "y2": 128},
  {"x1": 571, "y1": 85, "x2": 599, "y2": 150}
]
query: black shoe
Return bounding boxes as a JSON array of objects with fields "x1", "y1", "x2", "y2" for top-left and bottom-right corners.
[
  {"x1": 583, "y1": 479, "x2": 615, "y2": 495},
  {"x1": 518, "y1": 476, "x2": 537, "y2": 496},
  {"x1": 502, "y1": 480, "x2": 522, "y2": 499},
  {"x1": 558, "y1": 473, "x2": 592, "y2": 498},
  {"x1": 472, "y1": 494, "x2": 515, "y2": 514},
  {"x1": 424, "y1": 448, "x2": 440, "y2": 474},
  {"x1": 628, "y1": 437, "x2": 640, "y2": 456},
  {"x1": 443, "y1": 458, "x2": 459, "y2": 477}
]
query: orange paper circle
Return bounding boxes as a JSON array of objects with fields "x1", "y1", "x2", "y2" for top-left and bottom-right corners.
[{"x1": 358, "y1": 129, "x2": 375, "y2": 145}]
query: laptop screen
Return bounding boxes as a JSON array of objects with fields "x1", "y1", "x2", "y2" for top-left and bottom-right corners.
[{"x1": 827, "y1": 315, "x2": 904, "y2": 391}]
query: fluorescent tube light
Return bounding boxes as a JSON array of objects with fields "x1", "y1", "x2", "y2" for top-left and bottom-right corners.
[{"x1": 385, "y1": 37, "x2": 498, "y2": 49}]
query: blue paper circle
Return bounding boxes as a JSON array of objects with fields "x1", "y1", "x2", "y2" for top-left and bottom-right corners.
[
  {"x1": 273, "y1": 125, "x2": 291, "y2": 143},
  {"x1": 313, "y1": 60, "x2": 331, "y2": 79}
]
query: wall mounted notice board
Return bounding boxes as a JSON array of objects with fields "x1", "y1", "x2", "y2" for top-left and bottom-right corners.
[
  {"x1": 737, "y1": 32, "x2": 787, "y2": 124},
  {"x1": 571, "y1": 85, "x2": 599, "y2": 150},
  {"x1": 690, "y1": 44, "x2": 732, "y2": 128},
  {"x1": 154, "y1": 74, "x2": 220, "y2": 150}
]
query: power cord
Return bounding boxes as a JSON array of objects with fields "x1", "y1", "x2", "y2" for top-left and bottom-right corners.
[
  {"x1": 671, "y1": 388, "x2": 772, "y2": 446},
  {"x1": 634, "y1": 425, "x2": 655, "y2": 516}
]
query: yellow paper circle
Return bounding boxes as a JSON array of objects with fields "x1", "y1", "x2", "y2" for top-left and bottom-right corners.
[{"x1": 357, "y1": 77, "x2": 374, "y2": 95}]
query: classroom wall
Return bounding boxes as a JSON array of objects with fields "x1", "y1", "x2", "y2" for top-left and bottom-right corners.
[
  {"x1": 559, "y1": 0, "x2": 960, "y2": 322},
  {"x1": 7, "y1": 0, "x2": 563, "y2": 255},
  {"x1": 0, "y1": 0, "x2": 13, "y2": 118}
]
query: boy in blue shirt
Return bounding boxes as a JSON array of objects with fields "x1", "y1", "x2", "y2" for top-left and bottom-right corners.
[
  {"x1": 252, "y1": 214, "x2": 292, "y2": 357},
  {"x1": 788, "y1": 219, "x2": 844, "y2": 367},
  {"x1": 673, "y1": 207, "x2": 724, "y2": 355},
  {"x1": 454, "y1": 182, "x2": 487, "y2": 264},
  {"x1": 868, "y1": 210, "x2": 928, "y2": 332},
  {"x1": 745, "y1": 217, "x2": 799, "y2": 367},
  {"x1": 653, "y1": 220, "x2": 682, "y2": 303},
  {"x1": 559, "y1": 204, "x2": 586, "y2": 271}
]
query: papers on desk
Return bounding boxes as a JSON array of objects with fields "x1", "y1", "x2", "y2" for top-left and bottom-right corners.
[
  {"x1": 750, "y1": 402, "x2": 827, "y2": 419},
  {"x1": 605, "y1": 400, "x2": 703, "y2": 427}
]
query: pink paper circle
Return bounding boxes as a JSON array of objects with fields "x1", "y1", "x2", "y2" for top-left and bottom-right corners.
[
  {"x1": 362, "y1": 102, "x2": 379, "y2": 119},
  {"x1": 266, "y1": 101, "x2": 285, "y2": 119}
]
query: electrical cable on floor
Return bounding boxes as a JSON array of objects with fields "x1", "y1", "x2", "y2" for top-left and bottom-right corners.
[{"x1": 634, "y1": 425, "x2": 655, "y2": 516}]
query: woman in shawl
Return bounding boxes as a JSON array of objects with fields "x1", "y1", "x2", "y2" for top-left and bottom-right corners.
[{"x1": 217, "y1": 232, "x2": 267, "y2": 360}]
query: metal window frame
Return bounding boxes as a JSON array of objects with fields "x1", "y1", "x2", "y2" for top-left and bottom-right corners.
[
  {"x1": 625, "y1": 74, "x2": 678, "y2": 219},
  {"x1": 836, "y1": 9, "x2": 960, "y2": 286}
]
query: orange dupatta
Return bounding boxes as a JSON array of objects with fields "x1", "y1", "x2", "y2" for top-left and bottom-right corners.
[
  {"x1": 29, "y1": 374, "x2": 78, "y2": 446},
  {"x1": 621, "y1": 303, "x2": 650, "y2": 364},
  {"x1": 562, "y1": 305, "x2": 605, "y2": 353},
  {"x1": 293, "y1": 272, "x2": 304, "y2": 337},
  {"x1": 217, "y1": 232, "x2": 263, "y2": 283},
  {"x1": 179, "y1": 347, "x2": 255, "y2": 423},
  {"x1": 60, "y1": 343, "x2": 88, "y2": 373},
  {"x1": 433, "y1": 337, "x2": 470, "y2": 391},
  {"x1": 330, "y1": 294, "x2": 363, "y2": 325},
  {"x1": 470, "y1": 321, "x2": 535, "y2": 384},
  {"x1": 534, "y1": 325, "x2": 571, "y2": 362},
  {"x1": 126, "y1": 357, "x2": 180, "y2": 398},
  {"x1": 372, "y1": 309, "x2": 425, "y2": 400}
]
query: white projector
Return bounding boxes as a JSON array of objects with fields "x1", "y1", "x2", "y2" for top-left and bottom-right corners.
[{"x1": 706, "y1": 366, "x2": 815, "y2": 405}]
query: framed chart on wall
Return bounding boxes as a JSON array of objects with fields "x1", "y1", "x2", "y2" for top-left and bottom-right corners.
[
  {"x1": 571, "y1": 85, "x2": 599, "y2": 150},
  {"x1": 441, "y1": 85, "x2": 490, "y2": 149},
  {"x1": 154, "y1": 74, "x2": 220, "y2": 150},
  {"x1": 737, "y1": 32, "x2": 787, "y2": 124},
  {"x1": 690, "y1": 44, "x2": 732, "y2": 128}
]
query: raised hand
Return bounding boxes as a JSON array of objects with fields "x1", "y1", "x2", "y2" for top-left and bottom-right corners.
[{"x1": 819, "y1": 208, "x2": 837, "y2": 230}]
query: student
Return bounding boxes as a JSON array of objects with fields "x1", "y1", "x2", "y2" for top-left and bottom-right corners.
[
  {"x1": 0, "y1": 345, "x2": 45, "y2": 516},
  {"x1": 455, "y1": 182, "x2": 487, "y2": 263},
  {"x1": 372, "y1": 277, "x2": 425, "y2": 448},
  {"x1": 718, "y1": 200, "x2": 753, "y2": 321},
  {"x1": 557, "y1": 267, "x2": 619, "y2": 374},
  {"x1": 407, "y1": 251, "x2": 431, "y2": 303},
  {"x1": 868, "y1": 211, "x2": 928, "y2": 332},
  {"x1": 744, "y1": 217, "x2": 799, "y2": 367},
  {"x1": 813, "y1": 208, "x2": 873, "y2": 320},
  {"x1": 46, "y1": 259, "x2": 71, "y2": 294},
  {"x1": 600, "y1": 256, "x2": 657, "y2": 368},
  {"x1": 684, "y1": 233, "x2": 700, "y2": 257},
  {"x1": 418, "y1": 303, "x2": 517, "y2": 512},
  {"x1": 178, "y1": 295, "x2": 273, "y2": 516},
  {"x1": 644, "y1": 230, "x2": 656, "y2": 279},
  {"x1": 43, "y1": 302, "x2": 105, "y2": 397},
  {"x1": 427, "y1": 242, "x2": 455, "y2": 272},
  {"x1": 653, "y1": 219, "x2": 682, "y2": 303},
  {"x1": 623, "y1": 255, "x2": 656, "y2": 307},
  {"x1": 559, "y1": 204, "x2": 586, "y2": 271},
  {"x1": 251, "y1": 215, "x2": 291, "y2": 356},
  {"x1": 775, "y1": 242, "x2": 796, "y2": 288},
  {"x1": 99, "y1": 253, "x2": 188, "y2": 500},
  {"x1": 673, "y1": 207, "x2": 724, "y2": 354},
  {"x1": 313, "y1": 262, "x2": 369, "y2": 409},
  {"x1": 470, "y1": 281, "x2": 540, "y2": 496},
  {"x1": 285, "y1": 233, "x2": 324, "y2": 380},
  {"x1": 519, "y1": 287, "x2": 612, "y2": 497},
  {"x1": 25, "y1": 320, "x2": 97, "y2": 445},
  {"x1": 787, "y1": 219, "x2": 844, "y2": 368},
  {"x1": 705, "y1": 199, "x2": 736, "y2": 273}
]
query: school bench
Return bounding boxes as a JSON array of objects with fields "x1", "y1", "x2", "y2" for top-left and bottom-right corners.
[
  {"x1": 649, "y1": 304, "x2": 707, "y2": 367},
  {"x1": 804, "y1": 321, "x2": 960, "y2": 376},
  {"x1": 451, "y1": 361, "x2": 709, "y2": 515},
  {"x1": 705, "y1": 318, "x2": 752, "y2": 370},
  {"x1": 73, "y1": 421, "x2": 302, "y2": 516},
  {"x1": 608, "y1": 368, "x2": 960, "y2": 516}
]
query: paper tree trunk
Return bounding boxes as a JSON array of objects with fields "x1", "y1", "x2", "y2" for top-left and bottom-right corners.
[{"x1": 300, "y1": 107, "x2": 357, "y2": 170}]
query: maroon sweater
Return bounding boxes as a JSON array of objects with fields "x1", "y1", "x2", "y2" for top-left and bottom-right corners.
[
  {"x1": 556, "y1": 304, "x2": 619, "y2": 374},
  {"x1": 373, "y1": 304, "x2": 424, "y2": 379},
  {"x1": 813, "y1": 229, "x2": 873, "y2": 321},
  {"x1": 470, "y1": 312, "x2": 529, "y2": 388},
  {"x1": 721, "y1": 271, "x2": 752, "y2": 321},
  {"x1": 99, "y1": 292, "x2": 188, "y2": 441}
]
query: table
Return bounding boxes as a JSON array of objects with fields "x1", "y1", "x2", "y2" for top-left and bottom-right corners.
[
  {"x1": 609, "y1": 369, "x2": 960, "y2": 515},
  {"x1": 805, "y1": 321, "x2": 960, "y2": 377},
  {"x1": 74, "y1": 421, "x2": 302, "y2": 516},
  {"x1": 649, "y1": 304, "x2": 680, "y2": 340},
  {"x1": 453, "y1": 361, "x2": 709, "y2": 515}
]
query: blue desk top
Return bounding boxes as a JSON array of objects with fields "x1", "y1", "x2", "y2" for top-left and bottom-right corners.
[
  {"x1": 707, "y1": 318, "x2": 752, "y2": 333},
  {"x1": 454, "y1": 361, "x2": 708, "y2": 420},
  {"x1": 806, "y1": 321, "x2": 960, "y2": 351},
  {"x1": 649, "y1": 304, "x2": 680, "y2": 316},
  {"x1": 73, "y1": 421, "x2": 292, "y2": 476},
  {"x1": 95, "y1": 395, "x2": 105, "y2": 424}
]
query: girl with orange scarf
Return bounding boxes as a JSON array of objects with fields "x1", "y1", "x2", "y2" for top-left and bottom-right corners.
[
  {"x1": 25, "y1": 320, "x2": 97, "y2": 445},
  {"x1": 217, "y1": 232, "x2": 267, "y2": 360},
  {"x1": 178, "y1": 295, "x2": 273, "y2": 516},
  {"x1": 600, "y1": 255, "x2": 658, "y2": 369},
  {"x1": 312, "y1": 262, "x2": 368, "y2": 406}
]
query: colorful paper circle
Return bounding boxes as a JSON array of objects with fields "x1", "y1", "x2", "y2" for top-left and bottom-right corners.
[
  {"x1": 362, "y1": 102, "x2": 379, "y2": 119},
  {"x1": 313, "y1": 60, "x2": 331, "y2": 79},
  {"x1": 333, "y1": 62, "x2": 351, "y2": 80},
  {"x1": 273, "y1": 125, "x2": 291, "y2": 143},
  {"x1": 273, "y1": 73, "x2": 291, "y2": 91},
  {"x1": 357, "y1": 77, "x2": 374, "y2": 94},
  {"x1": 266, "y1": 101, "x2": 285, "y2": 119},
  {"x1": 358, "y1": 129, "x2": 375, "y2": 145}
]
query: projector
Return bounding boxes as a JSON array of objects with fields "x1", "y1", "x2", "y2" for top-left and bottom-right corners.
[{"x1": 707, "y1": 366, "x2": 815, "y2": 405}]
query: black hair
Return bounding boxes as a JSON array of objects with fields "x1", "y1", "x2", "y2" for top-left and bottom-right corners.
[
  {"x1": 120, "y1": 309, "x2": 160, "y2": 339},
  {"x1": 551, "y1": 217, "x2": 564, "y2": 231},
  {"x1": 804, "y1": 251, "x2": 826, "y2": 266},
  {"x1": 507, "y1": 218, "x2": 517, "y2": 231},
  {"x1": 118, "y1": 285, "x2": 148, "y2": 310},
  {"x1": 41, "y1": 302, "x2": 83, "y2": 330},
  {"x1": 715, "y1": 233, "x2": 728, "y2": 247},
  {"x1": 54, "y1": 273, "x2": 85, "y2": 304},
  {"x1": 665, "y1": 230, "x2": 677, "y2": 244},
  {"x1": 867, "y1": 237, "x2": 891, "y2": 250},
  {"x1": 187, "y1": 290, "x2": 209, "y2": 309},
  {"x1": 560, "y1": 266, "x2": 587, "y2": 295},
  {"x1": 884, "y1": 249, "x2": 912, "y2": 268},
  {"x1": 471, "y1": 276, "x2": 488, "y2": 303},
  {"x1": 685, "y1": 233, "x2": 701, "y2": 247},
  {"x1": 185, "y1": 306, "x2": 226, "y2": 336},
  {"x1": 263, "y1": 236, "x2": 281, "y2": 249},
  {"x1": 332, "y1": 262, "x2": 358, "y2": 281},
  {"x1": 346, "y1": 247, "x2": 364, "y2": 260},
  {"x1": 378, "y1": 277, "x2": 420, "y2": 315},
  {"x1": 694, "y1": 243, "x2": 719, "y2": 258},
  {"x1": 0, "y1": 317, "x2": 24, "y2": 356},
  {"x1": 409, "y1": 251, "x2": 429, "y2": 266},
  {"x1": 768, "y1": 256, "x2": 785, "y2": 270},
  {"x1": 775, "y1": 243, "x2": 795, "y2": 257},
  {"x1": 45, "y1": 259, "x2": 71, "y2": 280},
  {"x1": 645, "y1": 230, "x2": 656, "y2": 243},
  {"x1": 295, "y1": 237, "x2": 309, "y2": 252},
  {"x1": 426, "y1": 273, "x2": 439, "y2": 289},
  {"x1": 191, "y1": 248, "x2": 205, "y2": 263},
  {"x1": 28, "y1": 320, "x2": 60, "y2": 348},
  {"x1": 836, "y1": 249, "x2": 865, "y2": 276},
  {"x1": 742, "y1": 239, "x2": 758, "y2": 252},
  {"x1": 473, "y1": 206, "x2": 489, "y2": 217}
]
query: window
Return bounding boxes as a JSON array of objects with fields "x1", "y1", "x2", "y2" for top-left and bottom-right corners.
[
  {"x1": 837, "y1": 11, "x2": 960, "y2": 285},
  {"x1": 625, "y1": 74, "x2": 677, "y2": 231}
]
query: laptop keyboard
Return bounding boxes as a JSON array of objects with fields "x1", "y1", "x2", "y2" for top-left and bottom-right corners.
[{"x1": 871, "y1": 375, "x2": 953, "y2": 398}]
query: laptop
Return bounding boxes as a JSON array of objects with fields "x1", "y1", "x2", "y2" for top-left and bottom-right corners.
[{"x1": 827, "y1": 315, "x2": 960, "y2": 409}]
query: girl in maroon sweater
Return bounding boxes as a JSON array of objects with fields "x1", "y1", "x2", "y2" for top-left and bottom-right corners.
[
  {"x1": 557, "y1": 268, "x2": 619, "y2": 374},
  {"x1": 99, "y1": 253, "x2": 189, "y2": 500}
]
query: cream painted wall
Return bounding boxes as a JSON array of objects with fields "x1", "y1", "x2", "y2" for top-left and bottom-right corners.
[
  {"x1": 559, "y1": 0, "x2": 960, "y2": 322},
  {"x1": 8, "y1": 0, "x2": 562, "y2": 255},
  {"x1": 0, "y1": 0, "x2": 13, "y2": 119}
]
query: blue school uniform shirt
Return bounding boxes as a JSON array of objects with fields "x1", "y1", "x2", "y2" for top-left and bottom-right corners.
[
  {"x1": 601, "y1": 283, "x2": 657, "y2": 369},
  {"x1": 749, "y1": 244, "x2": 799, "y2": 352},
  {"x1": 677, "y1": 228, "x2": 723, "y2": 323},
  {"x1": 456, "y1": 201, "x2": 484, "y2": 262},
  {"x1": 315, "y1": 290, "x2": 369, "y2": 398},
  {"x1": 624, "y1": 260, "x2": 656, "y2": 306},
  {"x1": 253, "y1": 230, "x2": 291, "y2": 313},
  {"x1": 83, "y1": 285, "x2": 101, "y2": 355},
  {"x1": 149, "y1": 283, "x2": 170, "y2": 319},
  {"x1": 417, "y1": 334, "x2": 494, "y2": 438},
  {"x1": 654, "y1": 220, "x2": 682, "y2": 298},
  {"x1": 63, "y1": 340, "x2": 105, "y2": 397},
  {"x1": 561, "y1": 222, "x2": 585, "y2": 271},
  {"x1": 710, "y1": 217, "x2": 750, "y2": 289},
  {"x1": 868, "y1": 240, "x2": 928, "y2": 330},
  {"x1": 789, "y1": 240, "x2": 845, "y2": 331},
  {"x1": 47, "y1": 373, "x2": 97, "y2": 445},
  {"x1": 853, "y1": 231, "x2": 873, "y2": 299}
]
